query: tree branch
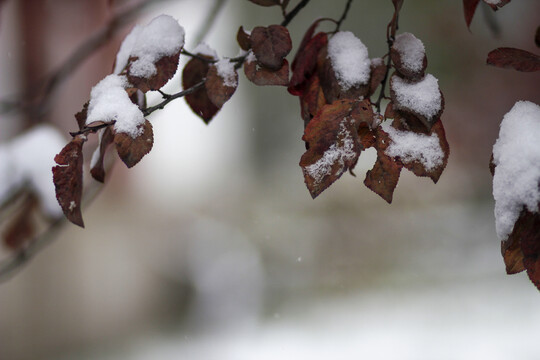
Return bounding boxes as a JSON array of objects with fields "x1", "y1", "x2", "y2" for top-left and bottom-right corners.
[
  {"x1": 143, "y1": 80, "x2": 206, "y2": 116},
  {"x1": 281, "y1": 0, "x2": 312, "y2": 27},
  {"x1": 334, "y1": 0, "x2": 354, "y2": 32}
]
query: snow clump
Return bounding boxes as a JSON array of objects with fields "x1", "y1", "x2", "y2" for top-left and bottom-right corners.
[{"x1": 327, "y1": 31, "x2": 371, "y2": 90}]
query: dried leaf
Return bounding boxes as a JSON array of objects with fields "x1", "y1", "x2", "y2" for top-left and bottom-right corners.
[
  {"x1": 183, "y1": 56, "x2": 219, "y2": 123},
  {"x1": 463, "y1": 0, "x2": 480, "y2": 29},
  {"x1": 52, "y1": 136, "x2": 86, "y2": 227},
  {"x1": 487, "y1": 47, "x2": 540, "y2": 72},
  {"x1": 237, "y1": 26, "x2": 251, "y2": 51},
  {"x1": 90, "y1": 127, "x2": 114, "y2": 183},
  {"x1": 368, "y1": 60, "x2": 387, "y2": 96},
  {"x1": 114, "y1": 119, "x2": 153, "y2": 168},
  {"x1": 205, "y1": 64, "x2": 238, "y2": 108},
  {"x1": 2, "y1": 195, "x2": 37, "y2": 250},
  {"x1": 364, "y1": 128, "x2": 402, "y2": 203},
  {"x1": 127, "y1": 51, "x2": 181, "y2": 92},
  {"x1": 244, "y1": 58, "x2": 290, "y2": 86},
  {"x1": 75, "y1": 102, "x2": 89, "y2": 131},
  {"x1": 289, "y1": 32, "x2": 328, "y2": 95},
  {"x1": 300, "y1": 99, "x2": 374, "y2": 198},
  {"x1": 299, "y1": 74, "x2": 326, "y2": 126},
  {"x1": 250, "y1": 25, "x2": 292, "y2": 70}
]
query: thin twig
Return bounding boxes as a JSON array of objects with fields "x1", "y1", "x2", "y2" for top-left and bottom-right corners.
[
  {"x1": 143, "y1": 80, "x2": 206, "y2": 116},
  {"x1": 334, "y1": 0, "x2": 354, "y2": 32},
  {"x1": 281, "y1": 0, "x2": 312, "y2": 27},
  {"x1": 181, "y1": 49, "x2": 217, "y2": 63}
]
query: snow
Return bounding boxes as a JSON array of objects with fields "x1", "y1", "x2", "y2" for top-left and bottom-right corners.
[
  {"x1": 86, "y1": 74, "x2": 145, "y2": 138},
  {"x1": 382, "y1": 121, "x2": 444, "y2": 171},
  {"x1": 371, "y1": 57, "x2": 384, "y2": 67},
  {"x1": 305, "y1": 119, "x2": 356, "y2": 185},
  {"x1": 215, "y1": 59, "x2": 237, "y2": 87},
  {"x1": 192, "y1": 42, "x2": 218, "y2": 59},
  {"x1": 0, "y1": 125, "x2": 65, "y2": 217},
  {"x1": 391, "y1": 74, "x2": 441, "y2": 120},
  {"x1": 246, "y1": 51, "x2": 257, "y2": 64},
  {"x1": 392, "y1": 32, "x2": 425, "y2": 73},
  {"x1": 492, "y1": 100, "x2": 540, "y2": 240},
  {"x1": 327, "y1": 31, "x2": 371, "y2": 90},
  {"x1": 119, "y1": 15, "x2": 185, "y2": 78}
]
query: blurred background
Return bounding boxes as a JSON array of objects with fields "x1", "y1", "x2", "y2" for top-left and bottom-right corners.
[{"x1": 1, "y1": 0, "x2": 540, "y2": 359}]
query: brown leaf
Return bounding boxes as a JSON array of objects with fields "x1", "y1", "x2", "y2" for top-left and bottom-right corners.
[
  {"x1": 368, "y1": 59, "x2": 387, "y2": 96},
  {"x1": 248, "y1": 0, "x2": 281, "y2": 6},
  {"x1": 183, "y1": 56, "x2": 219, "y2": 123},
  {"x1": 127, "y1": 51, "x2": 181, "y2": 92},
  {"x1": 52, "y1": 136, "x2": 86, "y2": 227},
  {"x1": 75, "y1": 102, "x2": 89, "y2": 131},
  {"x1": 299, "y1": 73, "x2": 327, "y2": 126},
  {"x1": 300, "y1": 99, "x2": 374, "y2": 198},
  {"x1": 205, "y1": 63, "x2": 238, "y2": 108},
  {"x1": 114, "y1": 119, "x2": 153, "y2": 168},
  {"x1": 2, "y1": 194, "x2": 37, "y2": 250},
  {"x1": 237, "y1": 26, "x2": 251, "y2": 51},
  {"x1": 364, "y1": 128, "x2": 402, "y2": 203},
  {"x1": 463, "y1": 0, "x2": 480, "y2": 29},
  {"x1": 288, "y1": 31, "x2": 328, "y2": 95},
  {"x1": 487, "y1": 47, "x2": 540, "y2": 72},
  {"x1": 250, "y1": 25, "x2": 292, "y2": 70},
  {"x1": 317, "y1": 45, "x2": 370, "y2": 103},
  {"x1": 244, "y1": 57, "x2": 290, "y2": 86},
  {"x1": 90, "y1": 126, "x2": 114, "y2": 183}
]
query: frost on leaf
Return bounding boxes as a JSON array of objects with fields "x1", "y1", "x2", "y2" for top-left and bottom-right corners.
[
  {"x1": 244, "y1": 53, "x2": 289, "y2": 86},
  {"x1": 114, "y1": 119, "x2": 153, "y2": 168},
  {"x1": 183, "y1": 55, "x2": 219, "y2": 124},
  {"x1": 250, "y1": 25, "x2": 292, "y2": 70},
  {"x1": 300, "y1": 99, "x2": 374, "y2": 198},
  {"x1": 492, "y1": 101, "x2": 540, "y2": 290},
  {"x1": 90, "y1": 127, "x2": 114, "y2": 182},
  {"x1": 119, "y1": 15, "x2": 185, "y2": 92},
  {"x1": 364, "y1": 127, "x2": 402, "y2": 203},
  {"x1": 391, "y1": 32, "x2": 427, "y2": 80},
  {"x1": 486, "y1": 48, "x2": 540, "y2": 72},
  {"x1": 206, "y1": 60, "x2": 238, "y2": 108},
  {"x1": 390, "y1": 74, "x2": 443, "y2": 130},
  {"x1": 52, "y1": 136, "x2": 86, "y2": 227}
]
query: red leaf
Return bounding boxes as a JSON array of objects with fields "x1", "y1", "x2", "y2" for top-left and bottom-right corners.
[
  {"x1": 183, "y1": 56, "x2": 219, "y2": 123},
  {"x1": 205, "y1": 63, "x2": 238, "y2": 108},
  {"x1": 299, "y1": 74, "x2": 326, "y2": 126},
  {"x1": 237, "y1": 26, "x2": 251, "y2": 51},
  {"x1": 364, "y1": 128, "x2": 402, "y2": 203},
  {"x1": 487, "y1": 47, "x2": 540, "y2": 72},
  {"x1": 52, "y1": 136, "x2": 86, "y2": 227},
  {"x1": 300, "y1": 99, "x2": 374, "y2": 198},
  {"x1": 368, "y1": 59, "x2": 387, "y2": 96},
  {"x1": 288, "y1": 32, "x2": 328, "y2": 95},
  {"x1": 114, "y1": 120, "x2": 153, "y2": 168},
  {"x1": 90, "y1": 126, "x2": 114, "y2": 183},
  {"x1": 127, "y1": 51, "x2": 181, "y2": 92},
  {"x1": 250, "y1": 25, "x2": 292, "y2": 70},
  {"x1": 463, "y1": 0, "x2": 480, "y2": 29},
  {"x1": 244, "y1": 57, "x2": 290, "y2": 86}
]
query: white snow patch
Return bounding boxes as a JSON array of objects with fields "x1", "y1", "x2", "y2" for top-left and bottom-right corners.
[
  {"x1": 370, "y1": 57, "x2": 384, "y2": 67},
  {"x1": 86, "y1": 74, "x2": 145, "y2": 138},
  {"x1": 192, "y1": 42, "x2": 218, "y2": 59},
  {"x1": 215, "y1": 59, "x2": 237, "y2": 87},
  {"x1": 122, "y1": 15, "x2": 185, "y2": 78},
  {"x1": 305, "y1": 119, "x2": 356, "y2": 185},
  {"x1": 393, "y1": 32, "x2": 425, "y2": 73},
  {"x1": 327, "y1": 31, "x2": 371, "y2": 90},
  {"x1": 382, "y1": 122, "x2": 444, "y2": 171},
  {"x1": 492, "y1": 100, "x2": 540, "y2": 240},
  {"x1": 246, "y1": 51, "x2": 257, "y2": 64},
  {"x1": 391, "y1": 74, "x2": 441, "y2": 120},
  {"x1": 0, "y1": 125, "x2": 66, "y2": 217},
  {"x1": 114, "y1": 25, "x2": 143, "y2": 74}
]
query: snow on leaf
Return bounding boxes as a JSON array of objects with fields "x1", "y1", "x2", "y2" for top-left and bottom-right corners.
[
  {"x1": 52, "y1": 136, "x2": 86, "y2": 227},
  {"x1": 288, "y1": 31, "x2": 328, "y2": 95},
  {"x1": 390, "y1": 74, "x2": 443, "y2": 130},
  {"x1": 114, "y1": 119, "x2": 153, "y2": 168},
  {"x1": 300, "y1": 99, "x2": 374, "y2": 198},
  {"x1": 492, "y1": 101, "x2": 540, "y2": 242},
  {"x1": 86, "y1": 74, "x2": 145, "y2": 138},
  {"x1": 90, "y1": 127, "x2": 114, "y2": 183},
  {"x1": 244, "y1": 54, "x2": 290, "y2": 86},
  {"x1": 486, "y1": 47, "x2": 540, "y2": 72},
  {"x1": 183, "y1": 55, "x2": 219, "y2": 124},
  {"x1": 250, "y1": 25, "x2": 292, "y2": 70},
  {"x1": 327, "y1": 31, "x2": 371, "y2": 90},
  {"x1": 205, "y1": 60, "x2": 238, "y2": 108},
  {"x1": 391, "y1": 32, "x2": 427, "y2": 80}
]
